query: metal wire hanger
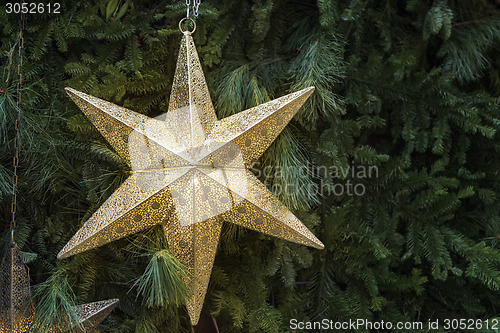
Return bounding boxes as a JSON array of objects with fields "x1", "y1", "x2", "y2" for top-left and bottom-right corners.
[
  {"x1": 179, "y1": 0, "x2": 201, "y2": 34},
  {"x1": 10, "y1": 3, "x2": 26, "y2": 246}
]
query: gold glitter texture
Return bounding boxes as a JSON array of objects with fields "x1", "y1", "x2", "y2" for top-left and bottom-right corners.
[
  {"x1": 58, "y1": 32, "x2": 323, "y2": 325},
  {"x1": 72, "y1": 299, "x2": 120, "y2": 332},
  {"x1": 0, "y1": 244, "x2": 33, "y2": 332},
  {"x1": 0, "y1": 244, "x2": 118, "y2": 332}
]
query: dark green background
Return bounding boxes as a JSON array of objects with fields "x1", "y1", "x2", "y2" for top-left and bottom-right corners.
[{"x1": 1, "y1": 0, "x2": 500, "y2": 332}]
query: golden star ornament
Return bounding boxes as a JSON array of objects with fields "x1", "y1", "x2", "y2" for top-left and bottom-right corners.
[
  {"x1": 58, "y1": 29, "x2": 324, "y2": 325},
  {"x1": 0, "y1": 244, "x2": 119, "y2": 332}
]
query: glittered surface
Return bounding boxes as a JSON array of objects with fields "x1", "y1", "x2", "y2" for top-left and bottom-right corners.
[
  {"x1": 73, "y1": 299, "x2": 119, "y2": 331},
  {"x1": 0, "y1": 244, "x2": 33, "y2": 332},
  {"x1": 0, "y1": 245, "x2": 118, "y2": 332},
  {"x1": 59, "y1": 33, "x2": 323, "y2": 325}
]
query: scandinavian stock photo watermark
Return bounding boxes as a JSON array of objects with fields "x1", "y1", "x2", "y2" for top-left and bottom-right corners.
[{"x1": 250, "y1": 161, "x2": 379, "y2": 197}]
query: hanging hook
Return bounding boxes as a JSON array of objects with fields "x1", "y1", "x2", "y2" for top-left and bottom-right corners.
[{"x1": 185, "y1": 0, "x2": 201, "y2": 19}]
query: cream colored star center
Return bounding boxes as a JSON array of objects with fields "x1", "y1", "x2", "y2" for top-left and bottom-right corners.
[{"x1": 128, "y1": 106, "x2": 248, "y2": 227}]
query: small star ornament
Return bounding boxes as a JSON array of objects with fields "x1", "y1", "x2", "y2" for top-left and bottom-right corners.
[
  {"x1": 58, "y1": 27, "x2": 323, "y2": 325},
  {"x1": 0, "y1": 244, "x2": 118, "y2": 332}
]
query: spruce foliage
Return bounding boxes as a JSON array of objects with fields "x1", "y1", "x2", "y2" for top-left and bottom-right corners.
[{"x1": 1, "y1": 0, "x2": 500, "y2": 332}]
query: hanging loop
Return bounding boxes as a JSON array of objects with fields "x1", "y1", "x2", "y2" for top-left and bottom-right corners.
[{"x1": 179, "y1": 17, "x2": 196, "y2": 35}]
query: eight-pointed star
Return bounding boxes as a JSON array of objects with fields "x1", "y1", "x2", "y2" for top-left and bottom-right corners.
[{"x1": 58, "y1": 32, "x2": 324, "y2": 325}]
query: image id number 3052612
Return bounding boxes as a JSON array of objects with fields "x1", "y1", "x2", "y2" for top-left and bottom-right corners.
[{"x1": 6, "y1": 3, "x2": 60, "y2": 14}]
